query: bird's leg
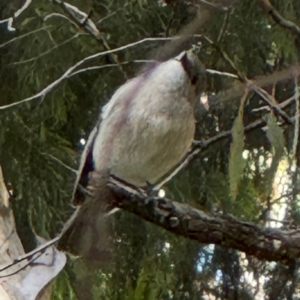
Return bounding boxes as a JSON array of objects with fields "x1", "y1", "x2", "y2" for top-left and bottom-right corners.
[{"x1": 143, "y1": 181, "x2": 157, "y2": 196}]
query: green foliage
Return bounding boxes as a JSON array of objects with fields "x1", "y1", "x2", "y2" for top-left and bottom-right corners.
[
  {"x1": 266, "y1": 113, "x2": 285, "y2": 159},
  {"x1": 53, "y1": 270, "x2": 77, "y2": 300},
  {"x1": 205, "y1": 171, "x2": 231, "y2": 211},
  {"x1": 260, "y1": 113, "x2": 286, "y2": 199},
  {"x1": 1, "y1": 0, "x2": 300, "y2": 298},
  {"x1": 229, "y1": 95, "x2": 246, "y2": 201}
]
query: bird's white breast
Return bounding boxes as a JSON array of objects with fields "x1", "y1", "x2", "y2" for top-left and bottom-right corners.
[{"x1": 92, "y1": 59, "x2": 197, "y2": 186}]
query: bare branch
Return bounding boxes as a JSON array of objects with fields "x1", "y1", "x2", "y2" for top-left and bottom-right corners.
[
  {"x1": 44, "y1": 13, "x2": 71, "y2": 23},
  {"x1": 197, "y1": 34, "x2": 245, "y2": 80},
  {"x1": 157, "y1": 94, "x2": 300, "y2": 190},
  {"x1": 216, "y1": 65, "x2": 300, "y2": 106},
  {"x1": 0, "y1": 26, "x2": 51, "y2": 49},
  {"x1": 217, "y1": 9, "x2": 230, "y2": 43},
  {"x1": 219, "y1": 48, "x2": 245, "y2": 80},
  {"x1": 0, "y1": 0, "x2": 32, "y2": 31},
  {"x1": 155, "y1": 114, "x2": 269, "y2": 190},
  {"x1": 110, "y1": 183, "x2": 300, "y2": 263},
  {"x1": 51, "y1": 0, "x2": 128, "y2": 79},
  {"x1": 53, "y1": 1, "x2": 100, "y2": 38},
  {"x1": 1, "y1": 40, "x2": 298, "y2": 112},
  {"x1": 253, "y1": 86, "x2": 294, "y2": 124},
  {"x1": 12, "y1": 33, "x2": 83, "y2": 65},
  {"x1": 252, "y1": 95, "x2": 295, "y2": 112},
  {"x1": 41, "y1": 153, "x2": 78, "y2": 174},
  {"x1": 0, "y1": 37, "x2": 176, "y2": 110},
  {"x1": 259, "y1": 0, "x2": 300, "y2": 35},
  {"x1": 153, "y1": 148, "x2": 201, "y2": 191},
  {"x1": 68, "y1": 60, "x2": 156, "y2": 77},
  {"x1": 206, "y1": 68, "x2": 239, "y2": 79},
  {"x1": 97, "y1": 4, "x2": 130, "y2": 25},
  {"x1": 196, "y1": 0, "x2": 230, "y2": 12}
]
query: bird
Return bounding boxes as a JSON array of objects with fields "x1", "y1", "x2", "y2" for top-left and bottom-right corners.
[
  {"x1": 60, "y1": 50, "x2": 206, "y2": 265},
  {"x1": 80, "y1": 50, "x2": 206, "y2": 190}
]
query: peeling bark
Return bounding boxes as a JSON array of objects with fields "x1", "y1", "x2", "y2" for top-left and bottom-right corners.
[{"x1": 0, "y1": 167, "x2": 66, "y2": 300}]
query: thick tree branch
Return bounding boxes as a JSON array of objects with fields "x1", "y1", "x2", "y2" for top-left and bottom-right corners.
[{"x1": 110, "y1": 184, "x2": 300, "y2": 263}]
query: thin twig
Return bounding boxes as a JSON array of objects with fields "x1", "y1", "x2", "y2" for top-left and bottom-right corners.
[
  {"x1": 97, "y1": 5, "x2": 129, "y2": 25},
  {"x1": 0, "y1": 252, "x2": 44, "y2": 278},
  {"x1": 44, "y1": 12, "x2": 71, "y2": 23},
  {"x1": 197, "y1": 0, "x2": 229, "y2": 12},
  {"x1": 156, "y1": 99, "x2": 300, "y2": 189},
  {"x1": 12, "y1": 33, "x2": 82, "y2": 65},
  {"x1": 0, "y1": 26, "x2": 51, "y2": 49},
  {"x1": 252, "y1": 95, "x2": 295, "y2": 112},
  {"x1": 253, "y1": 86, "x2": 294, "y2": 124},
  {"x1": 0, "y1": 37, "x2": 176, "y2": 110},
  {"x1": 68, "y1": 60, "x2": 156, "y2": 77},
  {"x1": 52, "y1": 0, "x2": 128, "y2": 79},
  {"x1": 219, "y1": 49, "x2": 245, "y2": 80},
  {"x1": 154, "y1": 114, "x2": 267, "y2": 190},
  {"x1": 197, "y1": 34, "x2": 244, "y2": 80},
  {"x1": 217, "y1": 9, "x2": 230, "y2": 43},
  {"x1": 153, "y1": 148, "x2": 202, "y2": 191},
  {"x1": 206, "y1": 69, "x2": 239, "y2": 79},
  {"x1": 41, "y1": 153, "x2": 78, "y2": 174}
]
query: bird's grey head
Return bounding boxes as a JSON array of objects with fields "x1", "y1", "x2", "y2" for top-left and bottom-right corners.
[{"x1": 175, "y1": 50, "x2": 206, "y2": 100}]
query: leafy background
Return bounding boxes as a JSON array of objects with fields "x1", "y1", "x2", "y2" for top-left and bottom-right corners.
[{"x1": 1, "y1": 0, "x2": 300, "y2": 299}]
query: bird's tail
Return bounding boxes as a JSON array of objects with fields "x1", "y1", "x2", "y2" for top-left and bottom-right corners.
[{"x1": 59, "y1": 170, "x2": 115, "y2": 269}]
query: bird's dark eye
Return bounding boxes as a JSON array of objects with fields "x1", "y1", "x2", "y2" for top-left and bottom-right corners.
[{"x1": 191, "y1": 76, "x2": 197, "y2": 85}]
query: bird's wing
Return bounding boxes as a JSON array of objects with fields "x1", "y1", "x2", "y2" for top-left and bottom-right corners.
[
  {"x1": 71, "y1": 77, "x2": 144, "y2": 204},
  {"x1": 71, "y1": 119, "x2": 101, "y2": 204}
]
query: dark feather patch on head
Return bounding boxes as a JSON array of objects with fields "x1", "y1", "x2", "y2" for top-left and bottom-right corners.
[
  {"x1": 80, "y1": 145, "x2": 95, "y2": 188},
  {"x1": 180, "y1": 52, "x2": 195, "y2": 82}
]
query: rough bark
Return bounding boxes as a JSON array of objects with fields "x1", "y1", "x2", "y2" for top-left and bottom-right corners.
[{"x1": 111, "y1": 184, "x2": 300, "y2": 264}]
